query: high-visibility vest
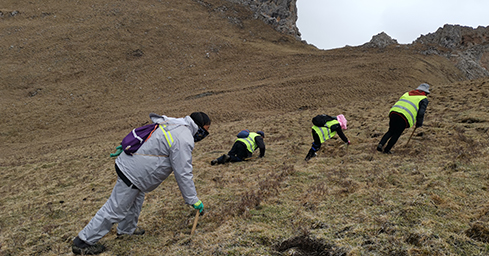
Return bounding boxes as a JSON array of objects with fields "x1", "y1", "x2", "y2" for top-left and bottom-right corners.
[
  {"x1": 390, "y1": 92, "x2": 427, "y2": 127},
  {"x1": 236, "y1": 132, "x2": 260, "y2": 153},
  {"x1": 312, "y1": 120, "x2": 339, "y2": 144}
]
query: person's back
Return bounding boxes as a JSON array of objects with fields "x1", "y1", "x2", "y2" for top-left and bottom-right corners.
[
  {"x1": 211, "y1": 130, "x2": 265, "y2": 165},
  {"x1": 72, "y1": 112, "x2": 211, "y2": 255},
  {"x1": 116, "y1": 114, "x2": 197, "y2": 199},
  {"x1": 377, "y1": 83, "x2": 430, "y2": 154},
  {"x1": 305, "y1": 114, "x2": 349, "y2": 161}
]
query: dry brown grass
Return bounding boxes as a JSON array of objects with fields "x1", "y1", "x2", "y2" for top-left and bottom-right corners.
[{"x1": 2, "y1": 0, "x2": 489, "y2": 255}]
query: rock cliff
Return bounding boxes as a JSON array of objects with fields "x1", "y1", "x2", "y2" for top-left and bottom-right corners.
[
  {"x1": 413, "y1": 24, "x2": 489, "y2": 79},
  {"x1": 226, "y1": 0, "x2": 301, "y2": 40}
]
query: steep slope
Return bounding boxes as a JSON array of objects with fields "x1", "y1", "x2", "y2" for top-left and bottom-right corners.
[
  {"x1": 0, "y1": 0, "x2": 464, "y2": 160},
  {"x1": 2, "y1": 0, "x2": 488, "y2": 255}
]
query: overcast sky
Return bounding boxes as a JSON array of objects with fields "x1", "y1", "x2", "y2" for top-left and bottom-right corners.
[{"x1": 296, "y1": 0, "x2": 489, "y2": 50}]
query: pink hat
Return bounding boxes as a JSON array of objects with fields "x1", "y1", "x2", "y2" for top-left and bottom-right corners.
[{"x1": 337, "y1": 114, "x2": 348, "y2": 130}]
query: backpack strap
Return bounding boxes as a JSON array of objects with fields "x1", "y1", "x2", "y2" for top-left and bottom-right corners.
[{"x1": 143, "y1": 124, "x2": 160, "y2": 142}]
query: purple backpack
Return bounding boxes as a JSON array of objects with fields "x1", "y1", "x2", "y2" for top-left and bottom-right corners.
[{"x1": 121, "y1": 123, "x2": 159, "y2": 155}]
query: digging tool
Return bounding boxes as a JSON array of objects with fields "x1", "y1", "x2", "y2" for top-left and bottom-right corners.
[
  {"x1": 191, "y1": 210, "x2": 200, "y2": 236},
  {"x1": 405, "y1": 127, "x2": 417, "y2": 147}
]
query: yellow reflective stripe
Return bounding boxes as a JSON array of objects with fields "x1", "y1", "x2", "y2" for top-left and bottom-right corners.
[
  {"x1": 318, "y1": 127, "x2": 328, "y2": 140},
  {"x1": 159, "y1": 125, "x2": 174, "y2": 147},
  {"x1": 236, "y1": 133, "x2": 258, "y2": 153},
  {"x1": 243, "y1": 137, "x2": 253, "y2": 149},
  {"x1": 392, "y1": 104, "x2": 415, "y2": 124},
  {"x1": 237, "y1": 137, "x2": 254, "y2": 152},
  {"x1": 312, "y1": 120, "x2": 339, "y2": 144},
  {"x1": 390, "y1": 93, "x2": 426, "y2": 127},
  {"x1": 399, "y1": 98, "x2": 419, "y2": 112},
  {"x1": 325, "y1": 125, "x2": 332, "y2": 139},
  {"x1": 312, "y1": 126, "x2": 327, "y2": 143}
]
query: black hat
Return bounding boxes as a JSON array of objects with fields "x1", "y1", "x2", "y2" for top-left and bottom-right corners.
[{"x1": 190, "y1": 112, "x2": 211, "y2": 128}]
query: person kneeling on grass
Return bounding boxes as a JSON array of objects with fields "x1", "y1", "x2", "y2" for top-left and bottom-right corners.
[
  {"x1": 211, "y1": 130, "x2": 265, "y2": 165},
  {"x1": 72, "y1": 112, "x2": 210, "y2": 255},
  {"x1": 305, "y1": 114, "x2": 350, "y2": 161}
]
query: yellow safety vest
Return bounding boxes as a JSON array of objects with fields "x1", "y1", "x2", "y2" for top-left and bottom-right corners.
[
  {"x1": 312, "y1": 120, "x2": 339, "y2": 144},
  {"x1": 390, "y1": 92, "x2": 427, "y2": 127},
  {"x1": 236, "y1": 132, "x2": 260, "y2": 153}
]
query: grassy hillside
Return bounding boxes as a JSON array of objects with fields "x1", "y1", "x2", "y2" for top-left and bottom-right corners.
[{"x1": 1, "y1": 0, "x2": 489, "y2": 255}]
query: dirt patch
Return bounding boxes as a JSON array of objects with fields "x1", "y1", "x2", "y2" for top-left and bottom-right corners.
[
  {"x1": 466, "y1": 222, "x2": 489, "y2": 243},
  {"x1": 275, "y1": 235, "x2": 348, "y2": 256}
]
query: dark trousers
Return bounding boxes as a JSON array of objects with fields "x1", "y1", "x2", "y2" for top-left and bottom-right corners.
[
  {"x1": 379, "y1": 113, "x2": 407, "y2": 152},
  {"x1": 217, "y1": 141, "x2": 251, "y2": 163}
]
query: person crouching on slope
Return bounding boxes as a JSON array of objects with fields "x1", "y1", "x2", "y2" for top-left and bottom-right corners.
[
  {"x1": 305, "y1": 114, "x2": 350, "y2": 161},
  {"x1": 72, "y1": 112, "x2": 211, "y2": 255},
  {"x1": 377, "y1": 83, "x2": 430, "y2": 154},
  {"x1": 211, "y1": 130, "x2": 265, "y2": 165}
]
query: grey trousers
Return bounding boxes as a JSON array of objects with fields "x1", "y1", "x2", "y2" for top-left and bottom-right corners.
[{"x1": 78, "y1": 177, "x2": 145, "y2": 245}]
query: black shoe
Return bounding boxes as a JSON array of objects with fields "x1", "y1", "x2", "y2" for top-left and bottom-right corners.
[
  {"x1": 383, "y1": 150, "x2": 393, "y2": 154},
  {"x1": 377, "y1": 144, "x2": 383, "y2": 152},
  {"x1": 211, "y1": 159, "x2": 218, "y2": 165},
  {"x1": 72, "y1": 236, "x2": 106, "y2": 255},
  {"x1": 305, "y1": 152, "x2": 317, "y2": 161},
  {"x1": 117, "y1": 227, "x2": 145, "y2": 237}
]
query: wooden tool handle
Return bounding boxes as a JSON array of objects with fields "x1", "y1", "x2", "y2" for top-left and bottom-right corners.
[
  {"x1": 405, "y1": 127, "x2": 417, "y2": 147},
  {"x1": 191, "y1": 210, "x2": 200, "y2": 236}
]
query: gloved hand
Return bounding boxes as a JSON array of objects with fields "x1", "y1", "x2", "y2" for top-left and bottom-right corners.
[
  {"x1": 110, "y1": 145, "x2": 123, "y2": 157},
  {"x1": 193, "y1": 200, "x2": 204, "y2": 213},
  {"x1": 415, "y1": 123, "x2": 422, "y2": 128}
]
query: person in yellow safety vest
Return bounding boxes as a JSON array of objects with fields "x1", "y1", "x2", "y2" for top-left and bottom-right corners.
[
  {"x1": 211, "y1": 130, "x2": 265, "y2": 165},
  {"x1": 305, "y1": 114, "x2": 350, "y2": 161},
  {"x1": 377, "y1": 83, "x2": 430, "y2": 154}
]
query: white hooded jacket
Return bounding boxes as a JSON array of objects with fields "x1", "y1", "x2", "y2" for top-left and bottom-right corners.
[{"x1": 115, "y1": 113, "x2": 199, "y2": 205}]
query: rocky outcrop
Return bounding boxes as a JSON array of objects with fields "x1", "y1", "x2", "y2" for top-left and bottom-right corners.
[
  {"x1": 359, "y1": 25, "x2": 489, "y2": 80},
  {"x1": 226, "y1": 0, "x2": 301, "y2": 40},
  {"x1": 414, "y1": 25, "x2": 489, "y2": 50},
  {"x1": 413, "y1": 24, "x2": 489, "y2": 79},
  {"x1": 362, "y1": 32, "x2": 399, "y2": 48}
]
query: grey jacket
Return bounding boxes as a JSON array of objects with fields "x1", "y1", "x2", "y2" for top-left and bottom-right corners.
[{"x1": 115, "y1": 113, "x2": 199, "y2": 205}]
